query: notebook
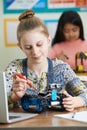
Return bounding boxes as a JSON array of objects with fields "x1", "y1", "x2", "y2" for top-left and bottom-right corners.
[
  {"x1": 54, "y1": 111, "x2": 87, "y2": 123},
  {"x1": 0, "y1": 71, "x2": 38, "y2": 123}
]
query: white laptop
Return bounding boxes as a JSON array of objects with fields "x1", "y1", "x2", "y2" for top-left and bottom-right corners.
[{"x1": 0, "y1": 71, "x2": 38, "y2": 123}]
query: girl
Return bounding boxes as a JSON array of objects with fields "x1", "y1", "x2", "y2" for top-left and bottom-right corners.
[
  {"x1": 48, "y1": 10, "x2": 87, "y2": 71},
  {"x1": 5, "y1": 10, "x2": 87, "y2": 112}
]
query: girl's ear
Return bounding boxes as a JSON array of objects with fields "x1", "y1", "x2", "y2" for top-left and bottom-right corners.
[{"x1": 48, "y1": 35, "x2": 52, "y2": 43}]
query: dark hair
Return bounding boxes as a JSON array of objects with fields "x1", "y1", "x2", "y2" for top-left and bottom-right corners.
[
  {"x1": 17, "y1": 10, "x2": 49, "y2": 43},
  {"x1": 52, "y1": 10, "x2": 85, "y2": 46}
]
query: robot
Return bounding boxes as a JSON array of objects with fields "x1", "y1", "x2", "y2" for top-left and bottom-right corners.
[
  {"x1": 75, "y1": 52, "x2": 87, "y2": 73},
  {"x1": 20, "y1": 83, "x2": 66, "y2": 113}
]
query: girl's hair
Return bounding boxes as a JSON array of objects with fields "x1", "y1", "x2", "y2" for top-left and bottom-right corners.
[
  {"x1": 52, "y1": 10, "x2": 85, "y2": 46},
  {"x1": 17, "y1": 10, "x2": 49, "y2": 42}
]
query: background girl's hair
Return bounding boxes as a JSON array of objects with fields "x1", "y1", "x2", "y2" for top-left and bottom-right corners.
[
  {"x1": 52, "y1": 10, "x2": 85, "y2": 46},
  {"x1": 17, "y1": 10, "x2": 49, "y2": 42}
]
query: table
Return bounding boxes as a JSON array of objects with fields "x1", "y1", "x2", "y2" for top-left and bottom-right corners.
[{"x1": 0, "y1": 107, "x2": 87, "y2": 128}]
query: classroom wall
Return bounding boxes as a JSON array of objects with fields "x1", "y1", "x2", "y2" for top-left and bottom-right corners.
[{"x1": 0, "y1": 0, "x2": 87, "y2": 71}]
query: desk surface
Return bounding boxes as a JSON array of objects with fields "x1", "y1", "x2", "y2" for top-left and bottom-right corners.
[{"x1": 0, "y1": 107, "x2": 87, "y2": 128}]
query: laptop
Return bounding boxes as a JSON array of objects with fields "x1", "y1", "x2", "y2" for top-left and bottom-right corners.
[{"x1": 0, "y1": 71, "x2": 38, "y2": 123}]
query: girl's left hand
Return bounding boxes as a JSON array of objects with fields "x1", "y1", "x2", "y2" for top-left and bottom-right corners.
[
  {"x1": 62, "y1": 91, "x2": 84, "y2": 111},
  {"x1": 62, "y1": 91, "x2": 76, "y2": 111}
]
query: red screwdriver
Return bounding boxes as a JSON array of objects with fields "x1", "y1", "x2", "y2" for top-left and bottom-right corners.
[{"x1": 16, "y1": 73, "x2": 36, "y2": 90}]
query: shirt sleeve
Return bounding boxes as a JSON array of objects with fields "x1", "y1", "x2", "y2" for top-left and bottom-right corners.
[
  {"x1": 62, "y1": 63, "x2": 87, "y2": 106},
  {"x1": 4, "y1": 59, "x2": 22, "y2": 108},
  {"x1": 5, "y1": 59, "x2": 22, "y2": 93},
  {"x1": 52, "y1": 58, "x2": 87, "y2": 106}
]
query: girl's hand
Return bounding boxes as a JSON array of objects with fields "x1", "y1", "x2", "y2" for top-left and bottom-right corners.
[
  {"x1": 16, "y1": 73, "x2": 36, "y2": 90},
  {"x1": 12, "y1": 73, "x2": 27, "y2": 101},
  {"x1": 62, "y1": 91, "x2": 75, "y2": 111},
  {"x1": 62, "y1": 91, "x2": 84, "y2": 111},
  {"x1": 57, "y1": 51, "x2": 69, "y2": 61}
]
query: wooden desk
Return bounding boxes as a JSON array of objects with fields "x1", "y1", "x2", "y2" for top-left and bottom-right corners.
[{"x1": 0, "y1": 107, "x2": 87, "y2": 128}]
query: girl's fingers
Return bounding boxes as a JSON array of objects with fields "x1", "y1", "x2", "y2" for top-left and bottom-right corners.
[
  {"x1": 12, "y1": 73, "x2": 18, "y2": 79},
  {"x1": 62, "y1": 90, "x2": 70, "y2": 97},
  {"x1": 65, "y1": 107, "x2": 74, "y2": 112},
  {"x1": 13, "y1": 85, "x2": 25, "y2": 92}
]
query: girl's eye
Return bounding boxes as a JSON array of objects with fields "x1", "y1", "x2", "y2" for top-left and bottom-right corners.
[
  {"x1": 25, "y1": 46, "x2": 32, "y2": 50},
  {"x1": 37, "y1": 44, "x2": 42, "y2": 47},
  {"x1": 63, "y1": 29, "x2": 69, "y2": 33},
  {"x1": 63, "y1": 28, "x2": 70, "y2": 33},
  {"x1": 37, "y1": 42, "x2": 43, "y2": 47},
  {"x1": 72, "y1": 28, "x2": 79, "y2": 32}
]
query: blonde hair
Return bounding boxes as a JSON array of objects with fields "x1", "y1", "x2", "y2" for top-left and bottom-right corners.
[{"x1": 17, "y1": 10, "x2": 49, "y2": 42}]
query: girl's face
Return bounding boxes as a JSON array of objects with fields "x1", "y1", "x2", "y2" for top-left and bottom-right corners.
[
  {"x1": 63, "y1": 23, "x2": 80, "y2": 42},
  {"x1": 18, "y1": 29, "x2": 51, "y2": 64}
]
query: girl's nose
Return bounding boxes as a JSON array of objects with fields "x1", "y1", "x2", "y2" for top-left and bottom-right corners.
[
  {"x1": 69, "y1": 30, "x2": 74, "y2": 36},
  {"x1": 32, "y1": 46, "x2": 38, "y2": 54}
]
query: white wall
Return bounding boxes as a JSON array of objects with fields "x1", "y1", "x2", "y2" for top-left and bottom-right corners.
[{"x1": 0, "y1": 0, "x2": 87, "y2": 71}]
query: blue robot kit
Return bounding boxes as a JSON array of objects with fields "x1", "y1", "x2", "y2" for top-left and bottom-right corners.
[{"x1": 20, "y1": 83, "x2": 66, "y2": 113}]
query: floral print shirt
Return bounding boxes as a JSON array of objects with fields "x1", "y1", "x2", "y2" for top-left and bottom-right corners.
[{"x1": 5, "y1": 58, "x2": 87, "y2": 106}]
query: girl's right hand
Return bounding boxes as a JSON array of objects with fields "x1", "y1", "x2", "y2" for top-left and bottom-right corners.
[
  {"x1": 11, "y1": 73, "x2": 27, "y2": 102},
  {"x1": 57, "y1": 51, "x2": 69, "y2": 61}
]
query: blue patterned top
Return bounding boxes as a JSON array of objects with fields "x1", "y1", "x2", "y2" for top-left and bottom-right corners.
[{"x1": 5, "y1": 58, "x2": 87, "y2": 106}]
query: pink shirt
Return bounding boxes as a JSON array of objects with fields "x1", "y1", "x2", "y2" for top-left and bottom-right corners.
[{"x1": 48, "y1": 39, "x2": 87, "y2": 71}]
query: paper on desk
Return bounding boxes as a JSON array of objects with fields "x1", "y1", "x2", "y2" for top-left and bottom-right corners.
[
  {"x1": 54, "y1": 111, "x2": 87, "y2": 123},
  {"x1": 78, "y1": 76, "x2": 87, "y2": 81}
]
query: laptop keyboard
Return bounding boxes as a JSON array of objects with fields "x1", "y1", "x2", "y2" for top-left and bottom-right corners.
[{"x1": 9, "y1": 116, "x2": 20, "y2": 119}]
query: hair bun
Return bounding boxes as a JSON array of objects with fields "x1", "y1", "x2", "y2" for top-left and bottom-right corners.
[{"x1": 19, "y1": 10, "x2": 35, "y2": 21}]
